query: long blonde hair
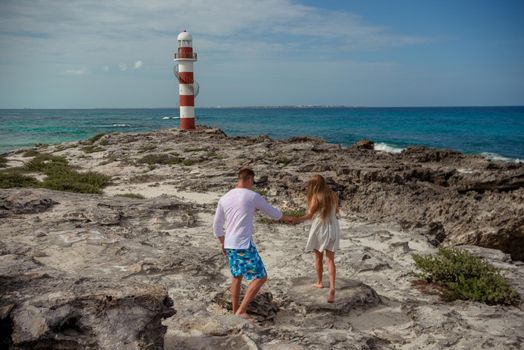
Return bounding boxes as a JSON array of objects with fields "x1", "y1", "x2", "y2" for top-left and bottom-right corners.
[{"x1": 307, "y1": 175, "x2": 337, "y2": 220}]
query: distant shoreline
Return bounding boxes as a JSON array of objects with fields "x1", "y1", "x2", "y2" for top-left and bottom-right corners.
[{"x1": 2, "y1": 105, "x2": 524, "y2": 110}]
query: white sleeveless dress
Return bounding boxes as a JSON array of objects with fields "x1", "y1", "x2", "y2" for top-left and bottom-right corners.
[{"x1": 305, "y1": 208, "x2": 340, "y2": 253}]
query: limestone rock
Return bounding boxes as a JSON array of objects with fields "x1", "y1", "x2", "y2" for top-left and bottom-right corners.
[
  {"x1": 287, "y1": 277, "x2": 381, "y2": 315},
  {"x1": 212, "y1": 289, "x2": 279, "y2": 321},
  {"x1": 353, "y1": 140, "x2": 374, "y2": 150},
  {"x1": 0, "y1": 254, "x2": 175, "y2": 349},
  {"x1": 0, "y1": 189, "x2": 57, "y2": 216},
  {"x1": 1, "y1": 126, "x2": 524, "y2": 350}
]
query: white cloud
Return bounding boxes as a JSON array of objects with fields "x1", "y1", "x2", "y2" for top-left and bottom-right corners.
[
  {"x1": 0, "y1": 0, "x2": 428, "y2": 57},
  {"x1": 0, "y1": 0, "x2": 434, "y2": 108}
]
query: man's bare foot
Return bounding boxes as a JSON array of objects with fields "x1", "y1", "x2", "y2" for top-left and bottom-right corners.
[
  {"x1": 312, "y1": 283, "x2": 323, "y2": 288},
  {"x1": 327, "y1": 289, "x2": 335, "y2": 303},
  {"x1": 235, "y1": 312, "x2": 257, "y2": 324}
]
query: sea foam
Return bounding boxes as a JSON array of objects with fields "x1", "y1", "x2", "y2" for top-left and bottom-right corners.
[
  {"x1": 480, "y1": 152, "x2": 523, "y2": 163},
  {"x1": 374, "y1": 142, "x2": 404, "y2": 154}
]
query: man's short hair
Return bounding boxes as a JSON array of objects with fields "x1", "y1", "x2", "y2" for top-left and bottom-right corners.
[{"x1": 238, "y1": 168, "x2": 255, "y2": 181}]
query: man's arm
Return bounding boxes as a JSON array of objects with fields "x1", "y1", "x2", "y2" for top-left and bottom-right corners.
[
  {"x1": 253, "y1": 193, "x2": 301, "y2": 224},
  {"x1": 213, "y1": 202, "x2": 227, "y2": 256},
  {"x1": 254, "y1": 194, "x2": 282, "y2": 220}
]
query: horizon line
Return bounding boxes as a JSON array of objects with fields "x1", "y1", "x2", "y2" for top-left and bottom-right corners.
[{"x1": 1, "y1": 104, "x2": 524, "y2": 110}]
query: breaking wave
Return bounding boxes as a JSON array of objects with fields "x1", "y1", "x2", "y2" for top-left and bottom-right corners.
[
  {"x1": 480, "y1": 152, "x2": 523, "y2": 163},
  {"x1": 374, "y1": 142, "x2": 404, "y2": 154}
]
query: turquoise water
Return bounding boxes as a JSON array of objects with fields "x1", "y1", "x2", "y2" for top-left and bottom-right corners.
[{"x1": 1, "y1": 107, "x2": 523, "y2": 161}]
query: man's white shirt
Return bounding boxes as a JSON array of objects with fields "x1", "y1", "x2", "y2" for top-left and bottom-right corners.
[{"x1": 213, "y1": 188, "x2": 282, "y2": 249}]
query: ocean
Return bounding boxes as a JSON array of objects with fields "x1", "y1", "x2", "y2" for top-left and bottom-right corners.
[{"x1": 1, "y1": 107, "x2": 523, "y2": 162}]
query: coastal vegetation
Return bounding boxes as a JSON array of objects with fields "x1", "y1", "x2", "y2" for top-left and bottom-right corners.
[
  {"x1": 182, "y1": 147, "x2": 221, "y2": 160},
  {"x1": 185, "y1": 147, "x2": 208, "y2": 152},
  {"x1": 0, "y1": 155, "x2": 7, "y2": 168},
  {"x1": 0, "y1": 153, "x2": 110, "y2": 194},
  {"x1": 0, "y1": 170, "x2": 40, "y2": 188},
  {"x1": 412, "y1": 247, "x2": 520, "y2": 306},
  {"x1": 81, "y1": 145, "x2": 105, "y2": 153},
  {"x1": 139, "y1": 144, "x2": 156, "y2": 153},
  {"x1": 252, "y1": 188, "x2": 268, "y2": 196},
  {"x1": 206, "y1": 150, "x2": 220, "y2": 159},
  {"x1": 137, "y1": 153, "x2": 195, "y2": 166},
  {"x1": 87, "y1": 132, "x2": 108, "y2": 144},
  {"x1": 258, "y1": 208, "x2": 306, "y2": 224},
  {"x1": 283, "y1": 209, "x2": 307, "y2": 218},
  {"x1": 276, "y1": 157, "x2": 292, "y2": 166},
  {"x1": 116, "y1": 192, "x2": 145, "y2": 199},
  {"x1": 22, "y1": 149, "x2": 40, "y2": 157}
]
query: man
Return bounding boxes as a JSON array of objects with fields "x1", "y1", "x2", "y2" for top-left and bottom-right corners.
[{"x1": 213, "y1": 168, "x2": 293, "y2": 322}]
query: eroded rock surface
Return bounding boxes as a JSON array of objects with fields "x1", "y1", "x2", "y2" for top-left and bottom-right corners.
[
  {"x1": 213, "y1": 289, "x2": 279, "y2": 321},
  {"x1": 34, "y1": 125, "x2": 521, "y2": 260},
  {"x1": 1, "y1": 126, "x2": 523, "y2": 349},
  {"x1": 0, "y1": 190, "x2": 57, "y2": 217},
  {"x1": 0, "y1": 254, "x2": 174, "y2": 350}
]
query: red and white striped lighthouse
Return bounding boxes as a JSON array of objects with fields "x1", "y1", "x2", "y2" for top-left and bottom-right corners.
[{"x1": 174, "y1": 30, "x2": 198, "y2": 130}]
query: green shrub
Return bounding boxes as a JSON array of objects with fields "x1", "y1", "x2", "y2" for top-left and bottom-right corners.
[
  {"x1": 81, "y1": 145, "x2": 105, "y2": 153},
  {"x1": 138, "y1": 154, "x2": 180, "y2": 165},
  {"x1": 0, "y1": 170, "x2": 39, "y2": 188},
  {"x1": 116, "y1": 193, "x2": 145, "y2": 199},
  {"x1": 206, "y1": 151, "x2": 222, "y2": 159},
  {"x1": 138, "y1": 153, "x2": 195, "y2": 166},
  {"x1": 412, "y1": 247, "x2": 520, "y2": 305},
  {"x1": 1, "y1": 153, "x2": 110, "y2": 194},
  {"x1": 276, "y1": 157, "x2": 292, "y2": 166},
  {"x1": 87, "y1": 133, "x2": 107, "y2": 144},
  {"x1": 22, "y1": 149, "x2": 40, "y2": 157},
  {"x1": 0, "y1": 155, "x2": 7, "y2": 168},
  {"x1": 258, "y1": 208, "x2": 306, "y2": 224},
  {"x1": 185, "y1": 147, "x2": 207, "y2": 152},
  {"x1": 24, "y1": 154, "x2": 68, "y2": 173},
  {"x1": 283, "y1": 209, "x2": 306, "y2": 217},
  {"x1": 139, "y1": 144, "x2": 156, "y2": 153},
  {"x1": 252, "y1": 188, "x2": 268, "y2": 196},
  {"x1": 41, "y1": 169, "x2": 110, "y2": 194}
]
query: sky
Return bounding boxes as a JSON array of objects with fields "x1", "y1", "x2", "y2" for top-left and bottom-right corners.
[{"x1": 0, "y1": 0, "x2": 523, "y2": 108}]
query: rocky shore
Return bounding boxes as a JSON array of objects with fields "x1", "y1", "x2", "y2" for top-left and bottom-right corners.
[{"x1": 1, "y1": 126, "x2": 523, "y2": 349}]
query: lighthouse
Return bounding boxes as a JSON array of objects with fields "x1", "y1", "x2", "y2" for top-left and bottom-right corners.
[{"x1": 174, "y1": 30, "x2": 198, "y2": 130}]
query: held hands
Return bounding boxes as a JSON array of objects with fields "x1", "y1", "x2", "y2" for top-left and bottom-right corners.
[{"x1": 280, "y1": 216, "x2": 299, "y2": 225}]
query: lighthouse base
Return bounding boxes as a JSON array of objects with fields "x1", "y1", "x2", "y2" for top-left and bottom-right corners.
[{"x1": 180, "y1": 118, "x2": 195, "y2": 130}]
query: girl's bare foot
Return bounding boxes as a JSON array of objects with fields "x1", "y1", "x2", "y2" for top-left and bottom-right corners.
[
  {"x1": 312, "y1": 283, "x2": 323, "y2": 288},
  {"x1": 327, "y1": 289, "x2": 335, "y2": 303},
  {"x1": 235, "y1": 312, "x2": 257, "y2": 324}
]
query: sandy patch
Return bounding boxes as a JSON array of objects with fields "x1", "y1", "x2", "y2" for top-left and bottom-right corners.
[{"x1": 104, "y1": 182, "x2": 221, "y2": 204}]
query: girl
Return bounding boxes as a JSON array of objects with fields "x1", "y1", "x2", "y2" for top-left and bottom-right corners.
[{"x1": 294, "y1": 175, "x2": 340, "y2": 303}]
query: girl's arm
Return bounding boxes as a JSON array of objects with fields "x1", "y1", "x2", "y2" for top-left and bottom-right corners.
[{"x1": 295, "y1": 199, "x2": 318, "y2": 224}]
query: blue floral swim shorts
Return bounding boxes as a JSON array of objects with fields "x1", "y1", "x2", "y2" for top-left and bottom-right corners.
[{"x1": 225, "y1": 244, "x2": 267, "y2": 280}]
